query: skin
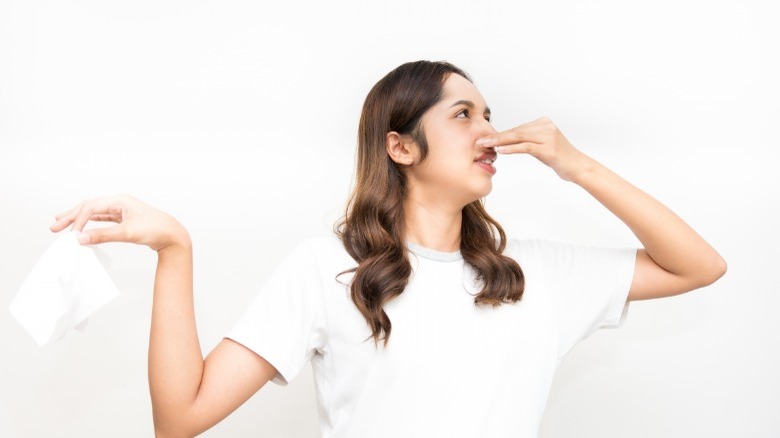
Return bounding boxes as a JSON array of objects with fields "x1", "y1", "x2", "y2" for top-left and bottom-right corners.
[
  {"x1": 49, "y1": 73, "x2": 726, "y2": 437},
  {"x1": 387, "y1": 73, "x2": 498, "y2": 251}
]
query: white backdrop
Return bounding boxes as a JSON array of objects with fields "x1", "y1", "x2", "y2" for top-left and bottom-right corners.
[{"x1": 1, "y1": 0, "x2": 778, "y2": 436}]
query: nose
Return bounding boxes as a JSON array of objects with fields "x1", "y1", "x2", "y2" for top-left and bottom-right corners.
[
  {"x1": 476, "y1": 122, "x2": 497, "y2": 151},
  {"x1": 480, "y1": 118, "x2": 497, "y2": 136}
]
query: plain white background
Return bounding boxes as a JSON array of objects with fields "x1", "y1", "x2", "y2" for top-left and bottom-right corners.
[{"x1": 1, "y1": 0, "x2": 778, "y2": 436}]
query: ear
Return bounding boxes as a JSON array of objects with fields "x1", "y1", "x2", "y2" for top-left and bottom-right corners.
[{"x1": 386, "y1": 131, "x2": 417, "y2": 166}]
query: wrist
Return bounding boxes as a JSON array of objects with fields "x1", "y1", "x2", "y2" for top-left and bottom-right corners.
[
  {"x1": 561, "y1": 153, "x2": 599, "y2": 184},
  {"x1": 155, "y1": 216, "x2": 192, "y2": 254}
]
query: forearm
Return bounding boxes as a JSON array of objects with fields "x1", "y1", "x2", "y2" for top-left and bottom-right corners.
[
  {"x1": 148, "y1": 237, "x2": 203, "y2": 435},
  {"x1": 51, "y1": 195, "x2": 258, "y2": 436},
  {"x1": 571, "y1": 156, "x2": 726, "y2": 288},
  {"x1": 482, "y1": 117, "x2": 725, "y2": 298}
]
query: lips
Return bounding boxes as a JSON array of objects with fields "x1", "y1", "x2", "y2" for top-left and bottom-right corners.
[
  {"x1": 475, "y1": 151, "x2": 497, "y2": 165},
  {"x1": 474, "y1": 151, "x2": 497, "y2": 174}
]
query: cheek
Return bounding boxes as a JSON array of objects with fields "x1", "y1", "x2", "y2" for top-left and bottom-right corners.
[
  {"x1": 424, "y1": 139, "x2": 467, "y2": 173},
  {"x1": 426, "y1": 127, "x2": 470, "y2": 156},
  {"x1": 419, "y1": 121, "x2": 476, "y2": 174}
]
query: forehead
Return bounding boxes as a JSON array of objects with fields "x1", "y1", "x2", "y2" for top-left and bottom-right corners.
[{"x1": 438, "y1": 73, "x2": 488, "y2": 108}]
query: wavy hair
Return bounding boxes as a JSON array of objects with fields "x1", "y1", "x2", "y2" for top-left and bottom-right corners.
[{"x1": 336, "y1": 60, "x2": 525, "y2": 346}]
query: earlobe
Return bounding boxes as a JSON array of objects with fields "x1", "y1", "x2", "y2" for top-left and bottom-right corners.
[{"x1": 386, "y1": 132, "x2": 416, "y2": 166}]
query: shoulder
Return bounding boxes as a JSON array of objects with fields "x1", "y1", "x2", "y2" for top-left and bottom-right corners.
[
  {"x1": 505, "y1": 237, "x2": 629, "y2": 258},
  {"x1": 506, "y1": 237, "x2": 636, "y2": 280},
  {"x1": 294, "y1": 234, "x2": 356, "y2": 273},
  {"x1": 504, "y1": 238, "x2": 566, "y2": 263},
  {"x1": 505, "y1": 238, "x2": 634, "y2": 272},
  {"x1": 297, "y1": 234, "x2": 351, "y2": 260},
  {"x1": 298, "y1": 234, "x2": 346, "y2": 253}
]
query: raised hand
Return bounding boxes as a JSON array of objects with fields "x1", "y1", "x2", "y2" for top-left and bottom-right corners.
[
  {"x1": 49, "y1": 194, "x2": 189, "y2": 252},
  {"x1": 477, "y1": 116, "x2": 594, "y2": 182},
  {"x1": 480, "y1": 116, "x2": 725, "y2": 300}
]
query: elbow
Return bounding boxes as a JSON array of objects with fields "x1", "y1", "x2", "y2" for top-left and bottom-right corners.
[
  {"x1": 154, "y1": 424, "x2": 196, "y2": 438},
  {"x1": 154, "y1": 423, "x2": 183, "y2": 438},
  {"x1": 153, "y1": 410, "x2": 199, "y2": 438},
  {"x1": 697, "y1": 253, "x2": 727, "y2": 288},
  {"x1": 712, "y1": 255, "x2": 728, "y2": 282}
]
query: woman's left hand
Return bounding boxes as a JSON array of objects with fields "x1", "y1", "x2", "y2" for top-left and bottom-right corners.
[{"x1": 476, "y1": 116, "x2": 594, "y2": 182}]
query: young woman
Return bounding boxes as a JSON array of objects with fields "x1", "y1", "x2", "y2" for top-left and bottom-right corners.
[{"x1": 50, "y1": 61, "x2": 726, "y2": 437}]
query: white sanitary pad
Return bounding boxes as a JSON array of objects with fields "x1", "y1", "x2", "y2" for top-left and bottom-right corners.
[{"x1": 9, "y1": 231, "x2": 121, "y2": 346}]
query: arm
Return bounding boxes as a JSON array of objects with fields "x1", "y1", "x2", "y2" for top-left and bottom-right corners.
[
  {"x1": 478, "y1": 117, "x2": 727, "y2": 301},
  {"x1": 51, "y1": 194, "x2": 277, "y2": 437},
  {"x1": 149, "y1": 242, "x2": 277, "y2": 436}
]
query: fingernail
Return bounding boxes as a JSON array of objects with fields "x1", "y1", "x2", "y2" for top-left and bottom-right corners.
[
  {"x1": 495, "y1": 146, "x2": 505, "y2": 153},
  {"x1": 77, "y1": 232, "x2": 90, "y2": 244},
  {"x1": 476, "y1": 138, "x2": 493, "y2": 146}
]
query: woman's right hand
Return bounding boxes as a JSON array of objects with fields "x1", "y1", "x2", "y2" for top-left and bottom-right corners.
[{"x1": 49, "y1": 194, "x2": 190, "y2": 252}]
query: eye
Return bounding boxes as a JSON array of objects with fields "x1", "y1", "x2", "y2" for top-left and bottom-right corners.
[
  {"x1": 484, "y1": 114, "x2": 491, "y2": 123},
  {"x1": 456, "y1": 109, "x2": 469, "y2": 118}
]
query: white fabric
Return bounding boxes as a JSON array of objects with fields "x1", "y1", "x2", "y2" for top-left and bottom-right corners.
[
  {"x1": 9, "y1": 232, "x2": 121, "y2": 346},
  {"x1": 227, "y1": 236, "x2": 636, "y2": 438}
]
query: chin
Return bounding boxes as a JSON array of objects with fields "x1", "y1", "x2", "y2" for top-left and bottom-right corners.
[
  {"x1": 467, "y1": 182, "x2": 493, "y2": 204},
  {"x1": 480, "y1": 180, "x2": 494, "y2": 197}
]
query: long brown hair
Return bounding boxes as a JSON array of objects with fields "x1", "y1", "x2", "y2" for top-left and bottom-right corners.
[{"x1": 337, "y1": 60, "x2": 525, "y2": 346}]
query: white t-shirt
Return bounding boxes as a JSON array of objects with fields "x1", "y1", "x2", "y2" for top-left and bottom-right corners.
[{"x1": 227, "y1": 236, "x2": 636, "y2": 437}]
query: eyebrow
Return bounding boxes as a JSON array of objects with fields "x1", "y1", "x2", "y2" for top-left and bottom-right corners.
[{"x1": 449, "y1": 99, "x2": 491, "y2": 116}]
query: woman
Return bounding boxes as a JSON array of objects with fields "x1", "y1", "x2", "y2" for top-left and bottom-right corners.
[{"x1": 50, "y1": 60, "x2": 726, "y2": 437}]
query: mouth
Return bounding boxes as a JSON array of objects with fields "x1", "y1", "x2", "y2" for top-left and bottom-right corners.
[
  {"x1": 474, "y1": 152, "x2": 497, "y2": 174},
  {"x1": 475, "y1": 151, "x2": 497, "y2": 163}
]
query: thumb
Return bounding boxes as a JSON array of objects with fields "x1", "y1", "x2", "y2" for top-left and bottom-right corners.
[{"x1": 78, "y1": 227, "x2": 126, "y2": 245}]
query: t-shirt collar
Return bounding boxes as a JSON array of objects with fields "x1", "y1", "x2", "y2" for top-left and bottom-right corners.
[{"x1": 406, "y1": 241, "x2": 463, "y2": 262}]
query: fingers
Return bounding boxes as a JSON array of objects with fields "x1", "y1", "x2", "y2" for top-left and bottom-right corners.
[
  {"x1": 50, "y1": 218, "x2": 71, "y2": 232},
  {"x1": 80, "y1": 225, "x2": 128, "y2": 245},
  {"x1": 90, "y1": 213, "x2": 122, "y2": 223},
  {"x1": 494, "y1": 142, "x2": 537, "y2": 155},
  {"x1": 48, "y1": 194, "x2": 170, "y2": 248},
  {"x1": 476, "y1": 128, "x2": 535, "y2": 149},
  {"x1": 476, "y1": 116, "x2": 556, "y2": 150},
  {"x1": 50, "y1": 203, "x2": 83, "y2": 232},
  {"x1": 73, "y1": 197, "x2": 128, "y2": 232},
  {"x1": 50, "y1": 195, "x2": 128, "y2": 233},
  {"x1": 50, "y1": 211, "x2": 121, "y2": 232}
]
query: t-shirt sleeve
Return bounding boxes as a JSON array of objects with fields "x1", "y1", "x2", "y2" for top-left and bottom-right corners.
[
  {"x1": 517, "y1": 239, "x2": 636, "y2": 360},
  {"x1": 226, "y1": 240, "x2": 327, "y2": 385}
]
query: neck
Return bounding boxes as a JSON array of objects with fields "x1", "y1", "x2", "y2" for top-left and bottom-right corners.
[{"x1": 403, "y1": 195, "x2": 463, "y2": 253}]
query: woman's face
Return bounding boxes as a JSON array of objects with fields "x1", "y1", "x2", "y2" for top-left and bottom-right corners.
[{"x1": 406, "y1": 73, "x2": 498, "y2": 208}]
